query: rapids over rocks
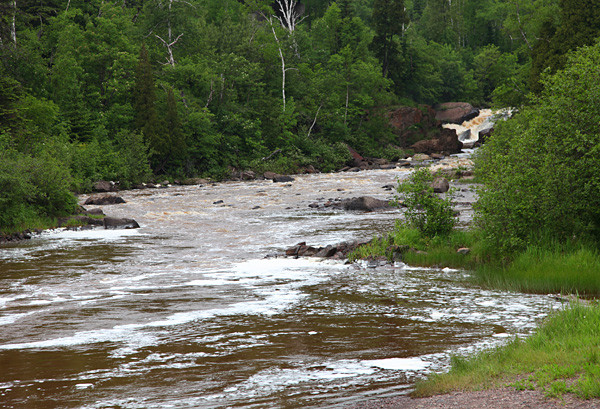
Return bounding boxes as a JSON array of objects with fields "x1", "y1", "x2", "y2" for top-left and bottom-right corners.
[{"x1": 0, "y1": 152, "x2": 560, "y2": 408}]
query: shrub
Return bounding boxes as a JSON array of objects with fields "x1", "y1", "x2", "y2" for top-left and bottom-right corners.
[
  {"x1": 396, "y1": 168, "x2": 456, "y2": 237},
  {"x1": 475, "y1": 41, "x2": 600, "y2": 255}
]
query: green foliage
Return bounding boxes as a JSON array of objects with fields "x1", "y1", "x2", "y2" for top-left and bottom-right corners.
[
  {"x1": 476, "y1": 41, "x2": 600, "y2": 255},
  {"x1": 396, "y1": 168, "x2": 456, "y2": 237},
  {"x1": 530, "y1": 0, "x2": 600, "y2": 93},
  {"x1": 475, "y1": 244, "x2": 600, "y2": 295},
  {"x1": 0, "y1": 144, "x2": 77, "y2": 232},
  {"x1": 371, "y1": 0, "x2": 408, "y2": 77}
]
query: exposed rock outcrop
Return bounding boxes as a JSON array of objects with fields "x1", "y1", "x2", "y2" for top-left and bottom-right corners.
[
  {"x1": 84, "y1": 195, "x2": 126, "y2": 205},
  {"x1": 410, "y1": 128, "x2": 463, "y2": 155},
  {"x1": 435, "y1": 102, "x2": 479, "y2": 124}
]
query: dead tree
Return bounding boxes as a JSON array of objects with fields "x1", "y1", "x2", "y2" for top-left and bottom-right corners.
[{"x1": 154, "y1": 0, "x2": 193, "y2": 66}]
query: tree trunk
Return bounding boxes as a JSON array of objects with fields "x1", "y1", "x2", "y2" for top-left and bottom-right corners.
[{"x1": 11, "y1": 0, "x2": 17, "y2": 47}]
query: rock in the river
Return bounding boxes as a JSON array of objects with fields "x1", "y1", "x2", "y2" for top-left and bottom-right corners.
[
  {"x1": 341, "y1": 196, "x2": 390, "y2": 211},
  {"x1": 273, "y1": 175, "x2": 295, "y2": 183},
  {"x1": 432, "y1": 178, "x2": 450, "y2": 193},
  {"x1": 263, "y1": 171, "x2": 277, "y2": 180},
  {"x1": 84, "y1": 195, "x2": 126, "y2": 205},
  {"x1": 476, "y1": 126, "x2": 494, "y2": 146},
  {"x1": 93, "y1": 180, "x2": 118, "y2": 192},
  {"x1": 103, "y1": 217, "x2": 140, "y2": 229},
  {"x1": 435, "y1": 102, "x2": 479, "y2": 124},
  {"x1": 412, "y1": 153, "x2": 431, "y2": 161},
  {"x1": 314, "y1": 245, "x2": 338, "y2": 258},
  {"x1": 240, "y1": 170, "x2": 256, "y2": 180}
]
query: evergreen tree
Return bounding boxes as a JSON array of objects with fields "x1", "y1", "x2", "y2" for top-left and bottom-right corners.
[
  {"x1": 530, "y1": 0, "x2": 600, "y2": 93},
  {"x1": 162, "y1": 87, "x2": 186, "y2": 173},
  {"x1": 133, "y1": 44, "x2": 161, "y2": 163},
  {"x1": 371, "y1": 0, "x2": 408, "y2": 77}
]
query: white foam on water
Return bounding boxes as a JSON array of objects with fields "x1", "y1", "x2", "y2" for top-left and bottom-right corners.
[
  {"x1": 42, "y1": 228, "x2": 142, "y2": 242},
  {"x1": 185, "y1": 279, "x2": 233, "y2": 286},
  {"x1": 0, "y1": 257, "x2": 346, "y2": 352},
  {"x1": 363, "y1": 357, "x2": 432, "y2": 371},
  {"x1": 0, "y1": 311, "x2": 36, "y2": 326},
  {"x1": 0, "y1": 326, "x2": 158, "y2": 351}
]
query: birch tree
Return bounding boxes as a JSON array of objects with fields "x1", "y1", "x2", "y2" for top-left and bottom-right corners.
[{"x1": 153, "y1": 0, "x2": 194, "y2": 66}]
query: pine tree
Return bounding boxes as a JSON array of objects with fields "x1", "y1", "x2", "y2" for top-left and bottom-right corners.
[
  {"x1": 163, "y1": 87, "x2": 185, "y2": 172},
  {"x1": 133, "y1": 44, "x2": 161, "y2": 161},
  {"x1": 371, "y1": 0, "x2": 408, "y2": 77}
]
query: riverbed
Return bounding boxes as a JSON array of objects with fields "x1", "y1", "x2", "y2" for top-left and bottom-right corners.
[{"x1": 0, "y1": 163, "x2": 561, "y2": 408}]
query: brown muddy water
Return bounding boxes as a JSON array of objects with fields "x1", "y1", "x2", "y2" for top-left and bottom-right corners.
[{"x1": 0, "y1": 158, "x2": 561, "y2": 408}]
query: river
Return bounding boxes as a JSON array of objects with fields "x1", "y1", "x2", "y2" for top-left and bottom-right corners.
[{"x1": 0, "y1": 160, "x2": 560, "y2": 408}]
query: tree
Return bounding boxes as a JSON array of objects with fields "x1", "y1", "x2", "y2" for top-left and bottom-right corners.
[
  {"x1": 371, "y1": 0, "x2": 407, "y2": 77},
  {"x1": 476, "y1": 41, "x2": 600, "y2": 254},
  {"x1": 530, "y1": 0, "x2": 600, "y2": 93},
  {"x1": 133, "y1": 44, "x2": 161, "y2": 164}
]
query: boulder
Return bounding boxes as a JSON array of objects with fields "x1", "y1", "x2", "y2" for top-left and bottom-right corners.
[
  {"x1": 341, "y1": 196, "x2": 390, "y2": 211},
  {"x1": 386, "y1": 105, "x2": 438, "y2": 134},
  {"x1": 315, "y1": 245, "x2": 337, "y2": 258},
  {"x1": 273, "y1": 175, "x2": 295, "y2": 183},
  {"x1": 263, "y1": 171, "x2": 277, "y2": 180},
  {"x1": 93, "y1": 180, "x2": 117, "y2": 192},
  {"x1": 412, "y1": 153, "x2": 431, "y2": 161},
  {"x1": 411, "y1": 128, "x2": 462, "y2": 155},
  {"x1": 180, "y1": 178, "x2": 209, "y2": 185},
  {"x1": 477, "y1": 126, "x2": 494, "y2": 145},
  {"x1": 103, "y1": 217, "x2": 140, "y2": 229},
  {"x1": 84, "y1": 208, "x2": 105, "y2": 216},
  {"x1": 347, "y1": 146, "x2": 365, "y2": 167},
  {"x1": 457, "y1": 247, "x2": 471, "y2": 255},
  {"x1": 435, "y1": 102, "x2": 479, "y2": 124},
  {"x1": 84, "y1": 195, "x2": 126, "y2": 205},
  {"x1": 385, "y1": 105, "x2": 440, "y2": 147},
  {"x1": 432, "y1": 178, "x2": 450, "y2": 193},
  {"x1": 241, "y1": 170, "x2": 256, "y2": 180}
]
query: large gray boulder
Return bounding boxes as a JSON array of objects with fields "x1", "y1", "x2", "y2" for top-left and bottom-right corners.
[
  {"x1": 103, "y1": 217, "x2": 140, "y2": 229},
  {"x1": 341, "y1": 196, "x2": 390, "y2": 211},
  {"x1": 432, "y1": 178, "x2": 450, "y2": 193},
  {"x1": 84, "y1": 195, "x2": 126, "y2": 205}
]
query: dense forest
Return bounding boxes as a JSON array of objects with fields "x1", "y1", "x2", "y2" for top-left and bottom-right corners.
[{"x1": 0, "y1": 0, "x2": 599, "y2": 233}]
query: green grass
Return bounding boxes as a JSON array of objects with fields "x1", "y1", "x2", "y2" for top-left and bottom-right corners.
[
  {"x1": 348, "y1": 223, "x2": 478, "y2": 268},
  {"x1": 414, "y1": 302, "x2": 600, "y2": 399},
  {"x1": 474, "y1": 246, "x2": 600, "y2": 296}
]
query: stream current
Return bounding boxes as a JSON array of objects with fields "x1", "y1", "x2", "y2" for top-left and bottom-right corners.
[{"x1": 0, "y1": 161, "x2": 560, "y2": 408}]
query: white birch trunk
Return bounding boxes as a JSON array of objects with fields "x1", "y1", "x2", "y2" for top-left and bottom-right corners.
[{"x1": 11, "y1": 0, "x2": 17, "y2": 47}]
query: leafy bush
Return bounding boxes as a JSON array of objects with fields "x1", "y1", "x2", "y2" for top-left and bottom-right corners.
[
  {"x1": 0, "y1": 145, "x2": 77, "y2": 232},
  {"x1": 396, "y1": 168, "x2": 456, "y2": 237},
  {"x1": 475, "y1": 41, "x2": 600, "y2": 255}
]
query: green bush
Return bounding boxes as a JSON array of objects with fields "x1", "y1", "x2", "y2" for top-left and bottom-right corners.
[
  {"x1": 475, "y1": 41, "x2": 600, "y2": 255},
  {"x1": 396, "y1": 168, "x2": 456, "y2": 237},
  {"x1": 0, "y1": 146, "x2": 77, "y2": 232}
]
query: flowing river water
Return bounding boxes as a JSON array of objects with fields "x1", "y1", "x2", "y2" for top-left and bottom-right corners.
[{"x1": 0, "y1": 155, "x2": 561, "y2": 408}]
